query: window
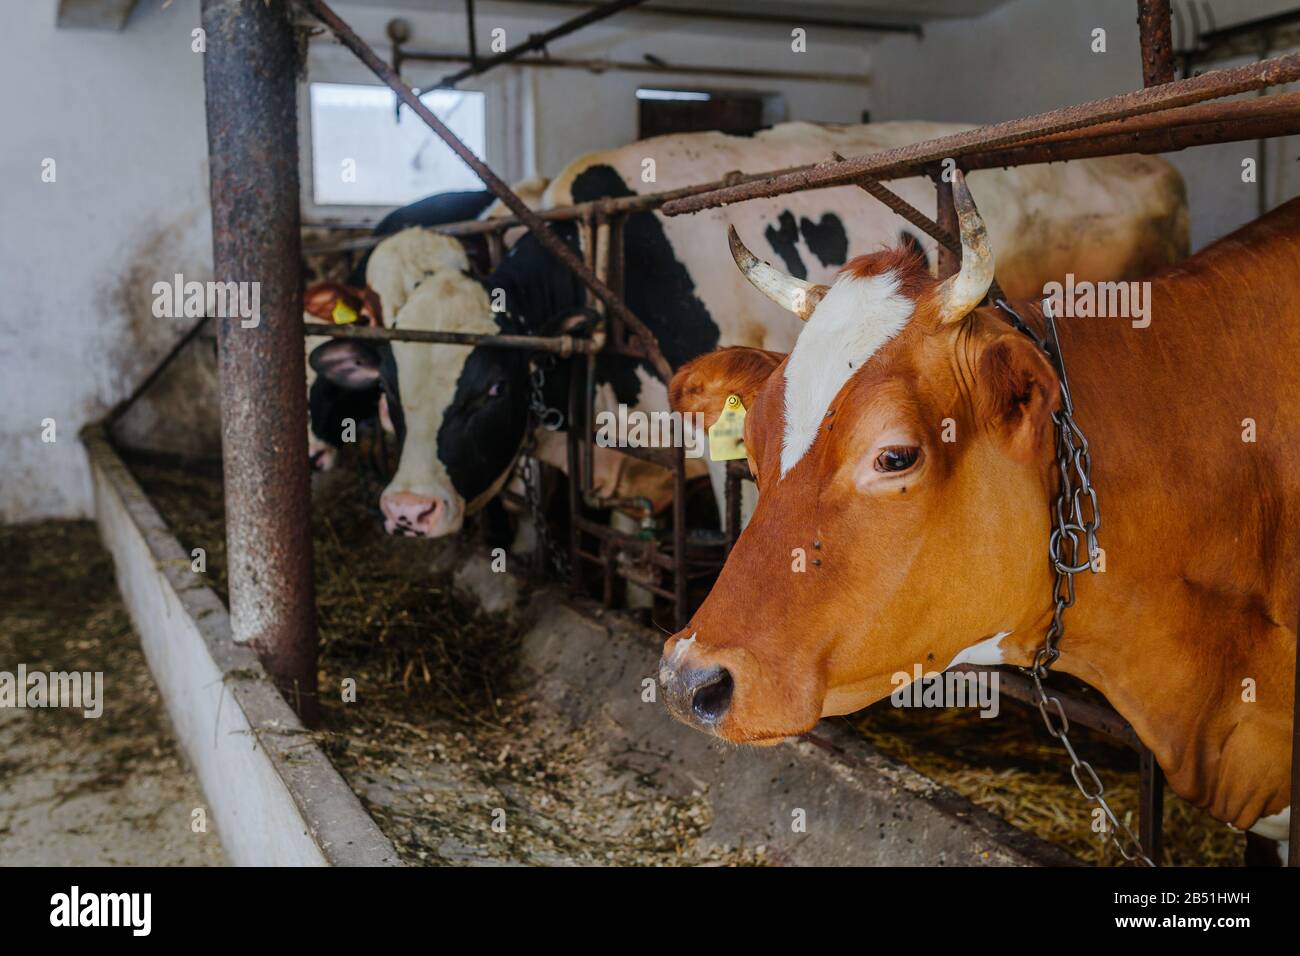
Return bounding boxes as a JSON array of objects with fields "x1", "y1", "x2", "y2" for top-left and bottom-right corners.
[
  {"x1": 636, "y1": 87, "x2": 785, "y2": 139},
  {"x1": 309, "y1": 82, "x2": 487, "y2": 206}
]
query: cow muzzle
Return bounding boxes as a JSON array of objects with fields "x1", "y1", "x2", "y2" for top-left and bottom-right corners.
[
  {"x1": 659, "y1": 635, "x2": 734, "y2": 730},
  {"x1": 380, "y1": 490, "x2": 464, "y2": 537}
]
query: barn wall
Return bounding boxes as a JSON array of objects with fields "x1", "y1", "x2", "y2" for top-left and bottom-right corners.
[
  {"x1": 868, "y1": 0, "x2": 1300, "y2": 252},
  {"x1": 2, "y1": 0, "x2": 873, "y2": 522},
  {"x1": 315, "y1": 2, "x2": 875, "y2": 188},
  {"x1": 0, "y1": 1, "x2": 213, "y2": 522}
]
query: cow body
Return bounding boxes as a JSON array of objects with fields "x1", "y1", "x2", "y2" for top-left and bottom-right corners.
[
  {"x1": 662, "y1": 184, "x2": 1298, "y2": 846},
  {"x1": 312, "y1": 121, "x2": 1187, "y2": 536}
]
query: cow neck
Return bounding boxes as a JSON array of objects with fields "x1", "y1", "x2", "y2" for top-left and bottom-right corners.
[{"x1": 989, "y1": 299, "x2": 1291, "y2": 831}]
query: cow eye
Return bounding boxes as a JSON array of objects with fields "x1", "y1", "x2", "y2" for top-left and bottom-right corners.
[
  {"x1": 874, "y1": 446, "x2": 919, "y2": 473},
  {"x1": 487, "y1": 381, "x2": 504, "y2": 398}
]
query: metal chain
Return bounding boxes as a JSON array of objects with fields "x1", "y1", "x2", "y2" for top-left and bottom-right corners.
[
  {"x1": 521, "y1": 358, "x2": 571, "y2": 580},
  {"x1": 996, "y1": 298, "x2": 1155, "y2": 868}
]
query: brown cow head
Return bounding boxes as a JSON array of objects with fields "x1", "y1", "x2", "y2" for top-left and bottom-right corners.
[{"x1": 661, "y1": 173, "x2": 1063, "y2": 742}]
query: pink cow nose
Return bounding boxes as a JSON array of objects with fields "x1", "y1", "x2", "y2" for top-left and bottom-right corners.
[{"x1": 380, "y1": 492, "x2": 451, "y2": 537}]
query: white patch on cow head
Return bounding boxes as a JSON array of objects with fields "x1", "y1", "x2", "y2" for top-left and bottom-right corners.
[
  {"x1": 779, "y1": 270, "x2": 914, "y2": 477},
  {"x1": 366, "y1": 228, "x2": 471, "y2": 320},
  {"x1": 944, "y1": 631, "x2": 1011, "y2": 671},
  {"x1": 381, "y1": 269, "x2": 498, "y2": 531}
]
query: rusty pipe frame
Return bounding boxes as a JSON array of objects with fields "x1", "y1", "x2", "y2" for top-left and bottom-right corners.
[
  {"x1": 432, "y1": 0, "x2": 649, "y2": 89},
  {"x1": 398, "y1": 47, "x2": 873, "y2": 87},
  {"x1": 304, "y1": 321, "x2": 603, "y2": 356},
  {"x1": 662, "y1": 50, "x2": 1300, "y2": 216},
  {"x1": 1137, "y1": 0, "x2": 1176, "y2": 87},
  {"x1": 300, "y1": 0, "x2": 673, "y2": 382},
  {"x1": 202, "y1": 0, "x2": 318, "y2": 725},
  {"x1": 304, "y1": 90, "x2": 1300, "y2": 260}
]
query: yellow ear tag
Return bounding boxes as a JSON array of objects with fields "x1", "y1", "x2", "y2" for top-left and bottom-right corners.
[
  {"x1": 708, "y1": 394, "x2": 748, "y2": 462},
  {"x1": 331, "y1": 300, "x2": 359, "y2": 325}
]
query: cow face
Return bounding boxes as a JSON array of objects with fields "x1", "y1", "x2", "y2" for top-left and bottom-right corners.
[
  {"x1": 377, "y1": 330, "x2": 531, "y2": 538},
  {"x1": 660, "y1": 174, "x2": 1062, "y2": 742},
  {"x1": 311, "y1": 245, "x2": 532, "y2": 537}
]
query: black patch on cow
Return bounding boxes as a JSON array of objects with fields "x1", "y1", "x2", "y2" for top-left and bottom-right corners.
[
  {"x1": 308, "y1": 375, "x2": 380, "y2": 449},
  {"x1": 429, "y1": 225, "x2": 587, "y2": 504},
  {"x1": 764, "y1": 211, "x2": 807, "y2": 280},
  {"x1": 346, "y1": 189, "x2": 495, "y2": 285},
  {"x1": 800, "y1": 213, "x2": 848, "y2": 268},
  {"x1": 437, "y1": 343, "x2": 532, "y2": 506},
  {"x1": 899, "y1": 231, "x2": 930, "y2": 273},
  {"x1": 569, "y1": 164, "x2": 720, "y2": 406}
]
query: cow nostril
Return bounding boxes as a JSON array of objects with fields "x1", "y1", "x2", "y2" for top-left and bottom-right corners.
[{"x1": 691, "y1": 668, "x2": 733, "y2": 725}]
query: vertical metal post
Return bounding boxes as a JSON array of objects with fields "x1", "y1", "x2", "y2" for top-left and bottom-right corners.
[
  {"x1": 202, "y1": 0, "x2": 318, "y2": 725},
  {"x1": 1137, "y1": 0, "x2": 1176, "y2": 87},
  {"x1": 1138, "y1": 746, "x2": 1165, "y2": 864}
]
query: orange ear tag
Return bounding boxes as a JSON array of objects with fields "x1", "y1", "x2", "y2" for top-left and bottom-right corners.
[
  {"x1": 332, "y1": 300, "x2": 360, "y2": 325},
  {"x1": 708, "y1": 394, "x2": 747, "y2": 462}
]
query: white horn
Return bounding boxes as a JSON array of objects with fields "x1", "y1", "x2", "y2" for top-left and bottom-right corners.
[
  {"x1": 935, "y1": 171, "x2": 995, "y2": 325},
  {"x1": 728, "y1": 225, "x2": 826, "y2": 322}
]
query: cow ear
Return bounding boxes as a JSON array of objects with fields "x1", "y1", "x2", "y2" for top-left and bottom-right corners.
[
  {"x1": 670, "y1": 346, "x2": 785, "y2": 429},
  {"x1": 304, "y1": 282, "x2": 347, "y2": 321},
  {"x1": 305, "y1": 282, "x2": 380, "y2": 326},
  {"x1": 309, "y1": 339, "x2": 382, "y2": 391},
  {"x1": 977, "y1": 331, "x2": 1061, "y2": 462}
]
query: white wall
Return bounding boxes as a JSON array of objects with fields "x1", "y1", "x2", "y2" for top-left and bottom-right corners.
[
  {"x1": 0, "y1": 0, "x2": 873, "y2": 522},
  {"x1": 869, "y1": 0, "x2": 1300, "y2": 251},
  {"x1": 0, "y1": 0, "x2": 213, "y2": 522}
]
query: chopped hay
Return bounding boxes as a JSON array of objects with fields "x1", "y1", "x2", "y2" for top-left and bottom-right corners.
[
  {"x1": 127, "y1": 452, "x2": 1246, "y2": 867},
  {"x1": 128, "y1": 455, "x2": 760, "y2": 865}
]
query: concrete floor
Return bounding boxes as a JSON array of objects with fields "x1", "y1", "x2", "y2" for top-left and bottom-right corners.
[{"x1": 0, "y1": 521, "x2": 225, "y2": 866}]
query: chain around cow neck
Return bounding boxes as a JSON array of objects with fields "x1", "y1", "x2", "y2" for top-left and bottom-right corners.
[{"x1": 992, "y1": 298, "x2": 1154, "y2": 867}]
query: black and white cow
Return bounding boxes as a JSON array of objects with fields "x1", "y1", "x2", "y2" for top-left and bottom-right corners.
[
  {"x1": 304, "y1": 180, "x2": 551, "y2": 470},
  {"x1": 309, "y1": 121, "x2": 1189, "y2": 534}
]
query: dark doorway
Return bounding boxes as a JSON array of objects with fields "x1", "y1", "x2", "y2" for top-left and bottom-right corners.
[{"x1": 637, "y1": 88, "x2": 785, "y2": 138}]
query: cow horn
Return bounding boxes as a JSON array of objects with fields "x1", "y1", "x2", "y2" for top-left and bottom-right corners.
[
  {"x1": 728, "y1": 225, "x2": 825, "y2": 322},
  {"x1": 935, "y1": 171, "x2": 995, "y2": 325}
]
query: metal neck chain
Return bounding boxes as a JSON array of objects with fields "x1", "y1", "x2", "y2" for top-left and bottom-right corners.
[
  {"x1": 521, "y1": 356, "x2": 571, "y2": 580},
  {"x1": 994, "y1": 298, "x2": 1154, "y2": 868}
]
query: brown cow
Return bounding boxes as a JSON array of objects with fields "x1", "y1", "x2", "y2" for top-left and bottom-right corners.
[{"x1": 661, "y1": 174, "x2": 1297, "y2": 848}]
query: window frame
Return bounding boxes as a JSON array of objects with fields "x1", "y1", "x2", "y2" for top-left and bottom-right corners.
[{"x1": 299, "y1": 43, "x2": 530, "y2": 227}]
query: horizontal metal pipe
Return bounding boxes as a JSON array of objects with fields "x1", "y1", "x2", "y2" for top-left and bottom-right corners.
[
  {"x1": 953, "y1": 665, "x2": 1143, "y2": 749},
  {"x1": 662, "y1": 51, "x2": 1300, "y2": 215},
  {"x1": 399, "y1": 48, "x2": 871, "y2": 87},
  {"x1": 961, "y1": 112, "x2": 1300, "y2": 171},
  {"x1": 501, "y1": 0, "x2": 922, "y2": 35},
  {"x1": 303, "y1": 321, "x2": 602, "y2": 355},
  {"x1": 433, "y1": 0, "x2": 648, "y2": 89}
]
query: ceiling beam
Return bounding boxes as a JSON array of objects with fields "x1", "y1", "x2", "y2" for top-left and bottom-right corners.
[{"x1": 57, "y1": 0, "x2": 139, "y2": 31}]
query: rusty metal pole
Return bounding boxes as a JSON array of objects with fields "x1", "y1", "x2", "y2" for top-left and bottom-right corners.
[
  {"x1": 202, "y1": 0, "x2": 318, "y2": 725},
  {"x1": 1137, "y1": 0, "x2": 1176, "y2": 87}
]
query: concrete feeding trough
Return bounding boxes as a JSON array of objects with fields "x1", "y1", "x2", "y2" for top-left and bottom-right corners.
[
  {"x1": 84, "y1": 427, "x2": 398, "y2": 867},
  {"x1": 85, "y1": 427, "x2": 1074, "y2": 867}
]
